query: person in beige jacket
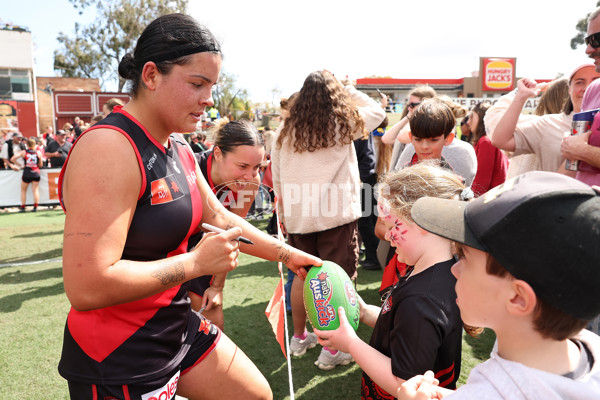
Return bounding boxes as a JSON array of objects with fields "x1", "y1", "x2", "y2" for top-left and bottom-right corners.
[{"x1": 271, "y1": 70, "x2": 385, "y2": 370}]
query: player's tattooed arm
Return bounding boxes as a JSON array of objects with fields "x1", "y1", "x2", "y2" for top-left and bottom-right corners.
[
  {"x1": 275, "y1": 242, "x2": 292, "y2": 264},
  {"x1": 151, "y1": 258, "x2": 185, "y2": 286},
  {"x1": 64, "y1": 232, "x2": 93, "y2": 238}
]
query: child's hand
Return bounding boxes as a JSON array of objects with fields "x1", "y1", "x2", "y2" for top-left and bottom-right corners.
[
  {"x1": 397, "y1": 371, "x2": 447, "y2": 400},
  {"x1": 313, "y1": 306, "x2": 359, "y2": 353}
]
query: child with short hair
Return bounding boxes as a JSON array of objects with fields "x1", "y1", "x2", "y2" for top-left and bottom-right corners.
[
  {"x1": 394, "y1": 97, "x2": 477, "y2": 188},
  {"x1": 406, "y1": 98, "x2": 455, "y2": 167},
  {"x1": 374, "y1": 99, "x2": 474, "y2": 296},
  {"x1": 315, "y1": 163, "x2": 472, "y2": 397},
  {"x1": 398, "y1": 171, "x2": 600, "y2": 399}
]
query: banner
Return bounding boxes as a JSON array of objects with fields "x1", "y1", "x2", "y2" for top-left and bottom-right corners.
[
  {"x1": 0, "y1": 100, "x2": 19, "y2": 132},
  {"x1": 450, "y1": 97, "x2": 539, "y2": 113},
  {"x1": 0, "y1": 168, "x2": 62, "y2": 207}
]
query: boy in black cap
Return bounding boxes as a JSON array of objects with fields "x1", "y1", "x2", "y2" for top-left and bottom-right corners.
[{"x1": 398, "y1": 171, "x2": 600, "y2": 399}]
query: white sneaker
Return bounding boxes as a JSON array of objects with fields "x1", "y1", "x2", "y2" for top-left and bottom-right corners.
[
  {"x1": 289, "y1": 332, "x2": 318, "y2": 356},
  {"x1": 314, "y1": 348, "x2": 354, "y2": 370}
]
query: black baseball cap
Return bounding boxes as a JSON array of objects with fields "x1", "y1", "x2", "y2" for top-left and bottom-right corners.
[{"x1": 411, "y1": 171, "x2": 600, "y2": 320}]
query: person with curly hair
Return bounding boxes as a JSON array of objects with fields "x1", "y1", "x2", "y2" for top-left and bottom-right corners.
[{"x1": 271, "y1": 70, "x2": 385, "y2": 369}]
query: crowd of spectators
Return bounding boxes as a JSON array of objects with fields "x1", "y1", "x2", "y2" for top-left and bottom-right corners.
[{"x1": 6, "y1": 8, "x2": 600, "y2": 400}]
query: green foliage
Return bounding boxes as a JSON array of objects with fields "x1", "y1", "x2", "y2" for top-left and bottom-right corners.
[
  {"x1": 570, "y1": 1, "x2": 600, "y2": 49},
  {"x1": 212, "y1": 71, "x2": 251, "y2": 119},
  {"x1": 53, "y1": 0, "x2": 188, "y2": 91}
]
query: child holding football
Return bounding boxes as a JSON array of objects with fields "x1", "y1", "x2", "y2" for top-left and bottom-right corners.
[
  {"x1": 397, "y1": 171, "x2": 600, "y2": 399},
  {"x1": 315, "y1": 163, "x2": 471, "y2": 397}
]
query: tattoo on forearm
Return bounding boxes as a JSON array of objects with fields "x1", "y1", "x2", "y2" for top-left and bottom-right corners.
[
  {"x1": 64, "y1": 232, "x2": 93, "y2": 238},
  {"x1": 225, "y1": 219, "x2": 236, "y2": 230},
  {"x1": 151, "y1": 261, "x2": 185, "y2": 286},
  {"x1": 276, "y1": 244, "x2": 291, "y2": 264}
]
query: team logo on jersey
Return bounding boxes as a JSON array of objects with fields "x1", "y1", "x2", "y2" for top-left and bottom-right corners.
[
  {"x1": 172, "y1": 160, "x2": 181, "y2": 174},
  {"x1": 381, "y1": 295, "x2": 392, "y2": 315},
  {"x1": 151, "y1": 174, "x2": 185, "y2": 205},
  {"x1": 146, "y1": 153, "x2": 157, "y2": 171}
]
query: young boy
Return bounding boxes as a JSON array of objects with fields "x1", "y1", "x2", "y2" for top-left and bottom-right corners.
[
  {"x1": 405, "y1": 98, "x2": 455, "y2": 167},
  {"x1": 375, "y1": 98, "x2": 475, "y2": 292},
  {"x1": 398, "y1": 171, "x2": 600, "y2": 399},
  {"x1": 314, "y1": 164, "x2": 470, "y2": 398},
  {"x1": 395, "y1": 97, "x2": 476, "y2": 187}
]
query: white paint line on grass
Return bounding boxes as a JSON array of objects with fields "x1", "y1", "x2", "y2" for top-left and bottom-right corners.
[{"x1": 0, "y1": 257, "x2": 62, "y2": 269}]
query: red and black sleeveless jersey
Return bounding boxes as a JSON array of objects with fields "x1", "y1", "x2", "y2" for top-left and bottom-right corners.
[
  {"x1": 58, "y1": 106, "x2": 204, "y2": 384},
  {"x1": 23, "y1": 149, "x2": 40, "y2": 178},
  {"x1": 361, "y1": 259, "x2": 462, "y2": 399},
  {"x1": 186, "y1": 150, "x2": 236, "y2": 252},
  {"x1": 196, "y1": 149, "x2": 237, "y2": 207}
]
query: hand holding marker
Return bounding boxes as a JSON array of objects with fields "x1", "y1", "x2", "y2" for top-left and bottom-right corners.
[{"x1": 201, "y1": 223, "x2": 254, "y2": 245}]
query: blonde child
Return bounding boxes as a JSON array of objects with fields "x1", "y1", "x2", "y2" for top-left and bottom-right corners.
[
  {"x1": 398, "y1": 171, "x2": 600, "y2": 399},
  {"x1": 315, "y1": 163, "x2": 472, "y2": 396}
]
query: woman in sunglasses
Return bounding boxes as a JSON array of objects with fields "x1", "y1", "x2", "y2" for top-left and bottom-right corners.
[{"x1": 561, "y1": 10, "x2": 600, "y2": 192}]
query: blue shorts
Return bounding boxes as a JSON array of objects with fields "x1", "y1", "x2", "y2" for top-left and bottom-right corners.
[{"x1": 66, "y1": 312, "x2": 221, "y2": 400}]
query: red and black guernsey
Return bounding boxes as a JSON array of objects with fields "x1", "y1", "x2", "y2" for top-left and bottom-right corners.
[
  {"x1": 186, "y1": 150, "x2": 236, "y2": 252},
  {"x1": 57, "y1": 106, "x2": 204, "y2": 385},
  {"x1": 361, "y1": 259, "x2": 462, "y2": 399},
  {"x1": 23, "y1": 148, "x2": 40, "y2": 179},
  {"x1": 197, "y1": 149, "x2": 237, "y2": 208},
  {"x1": 186, "y1": 150, "x2": 237, "y2": 295}
]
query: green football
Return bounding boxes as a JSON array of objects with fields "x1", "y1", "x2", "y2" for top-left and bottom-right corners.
[{"x1": 303, "y1": 261, "x2": 360, "y2": 331}]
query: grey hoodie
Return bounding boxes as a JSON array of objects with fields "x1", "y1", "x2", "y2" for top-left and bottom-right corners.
[{"x1": 447, "y1": 330, "x2": 600, "y2": 400}]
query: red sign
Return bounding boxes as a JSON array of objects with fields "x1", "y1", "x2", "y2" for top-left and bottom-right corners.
[{"x1": 482, "y1": 58, "x2": 516, "y2": 91}]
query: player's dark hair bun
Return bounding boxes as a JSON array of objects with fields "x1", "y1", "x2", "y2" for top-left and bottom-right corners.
[{"x1": 118, "y1": 53, "x2": 137, "y2": 80}]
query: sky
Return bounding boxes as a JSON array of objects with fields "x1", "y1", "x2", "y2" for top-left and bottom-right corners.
[{"x1": 3, "y1": 0, "x2": 599, "y2": 104}]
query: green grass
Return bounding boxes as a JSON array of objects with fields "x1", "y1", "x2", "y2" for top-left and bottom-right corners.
[{"x1": 0, "y1": 212, "x2": 494, "y2": 399}]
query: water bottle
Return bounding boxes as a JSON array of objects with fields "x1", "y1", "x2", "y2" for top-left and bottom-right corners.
[{"x1": 566, "y1": 109, "x2": 600, "y2": 171}]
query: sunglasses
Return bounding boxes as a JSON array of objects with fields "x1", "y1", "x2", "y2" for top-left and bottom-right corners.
[
  {"x1": 585, "y1": 32, "x2": 600, "y2": 48},
  {"x1": 407, "y1": 102, "x2": 421, "y2": 108}
]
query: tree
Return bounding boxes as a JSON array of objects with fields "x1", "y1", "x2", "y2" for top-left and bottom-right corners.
[
  {"x1": 54, "y1": 0, "x2": 188, "y2": 91},
  {"x1": 570, "y1": 1, "x2": 600, "y2": 49},
  {"x1": 212, "y1": 71, "x2": 251, "y2": 119}
]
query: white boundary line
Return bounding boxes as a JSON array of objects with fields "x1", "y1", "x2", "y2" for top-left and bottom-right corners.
[{"x1": 0, "y1": 257, "x2": 62, "y2": 269}]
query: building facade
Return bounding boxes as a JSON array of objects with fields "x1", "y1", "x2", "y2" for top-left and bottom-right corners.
[
  {"x1": 356, "y1": 57, "x2": 553, "y2": 114},
  {"x1": 0, "y1": 24, "x2": 37, "y2": 137}
]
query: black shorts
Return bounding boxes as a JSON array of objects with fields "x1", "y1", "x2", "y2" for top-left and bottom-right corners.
[
  {"x1": 188, "y1": 274, "x2": 214, "y2": 297},
  {"x1": 66, "y1": 312, "x2": 221, "y2": 400},
  {"x1": 22, "y1": 175, "x2": 40, "y2": 183},
  {"x1": 288, "y1": 220, "x2": 359, "y2": 280}
]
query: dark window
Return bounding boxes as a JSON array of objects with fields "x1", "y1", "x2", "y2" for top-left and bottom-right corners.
[{"x1": 0, "y1": 77, "x2": 11, "y2": 98}]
